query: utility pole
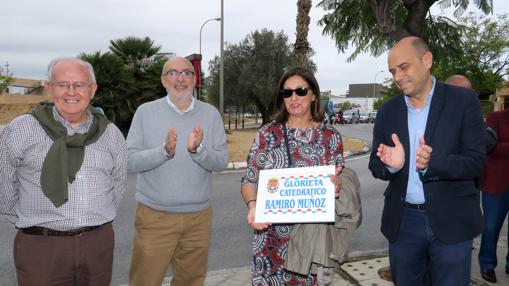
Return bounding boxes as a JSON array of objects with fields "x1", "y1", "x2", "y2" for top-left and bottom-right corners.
[
  {"x1": 219, "y1": 0, "x2": 224, "y2": 119},
  {"x1": 4, "y1": 62, "x2": 10, "y2": 76}
]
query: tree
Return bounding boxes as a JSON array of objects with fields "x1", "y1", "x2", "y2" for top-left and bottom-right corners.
[
  {"x1": 433, "y1": 13, "x2": 509, "y2": 98},
  {"x1": 0, "y1": 69, "x2": 14, "y2": 94},
  {"x1": 79, "y1": 51, "x2": 136, "y2": 131},
  {"x1": 339, "y1": 101, "x2": 352, "y2": 111},
  {"x1": 373, "y1": 12, "x2": 509, "y2": 109},
  {"x1": 80, "y1": 36, "x2": 167, "y2": 133},
  {"x1": 317, "y1": 0, "x2": 493, "y2": 61},
  {"x1": 206, "y1": 29, "x2": 308, "y2": 124},
  {"x1": 109, "y1": 36, "x2": 162, "y2": 64},
  {"x1": 109, "y1": 36, "x2": 166, "y2": 103},
  {"x1": 295, "y1": 0, "x2": 312, "y2": 67}
]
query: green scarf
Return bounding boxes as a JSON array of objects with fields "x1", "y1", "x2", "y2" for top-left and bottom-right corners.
[{"x1": 31, "y1": 102, "x2": 109, "y2": 208}]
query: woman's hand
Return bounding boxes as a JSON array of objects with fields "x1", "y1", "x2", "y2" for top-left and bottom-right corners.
[
  {"x1": 328, "y1": 165, "x2": 343, "y2": 198},
  {"x1": 246, "y1": 206, "x2": 271, "y2": 230}
]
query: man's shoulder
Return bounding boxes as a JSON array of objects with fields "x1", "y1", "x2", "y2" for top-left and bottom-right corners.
[
  {"x1": 440, "y1": 81, "x2": 477, "y2": 102},
  {"x1": 104, "y1": 122, "x2": 126, "y2": 140},
  {"x1": 0, "y1": 114, "x2": 43, "y2": 148},
  {"x1": 194, "y1": 100, "x2": 221, "y2": 117},
  {"x1": 136, "y1": 97, "x2": 167, "y2": 112},
  {"x1": 379, "y1": 94, "x2": 404, "y2": 112},
  {"x1": 4, "y1": 113, "x2": 39, "y2": 131},
  {"x1": 487, "y1": 108, "x2": 509, "y2": 120},
  {"x1": 195, "y1": 100, "x2": 219, "y2": 111}
]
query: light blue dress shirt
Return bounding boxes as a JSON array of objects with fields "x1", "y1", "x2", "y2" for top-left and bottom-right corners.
[{"x1": 404, "y1": 77, "x2": 436, "y2": 204}]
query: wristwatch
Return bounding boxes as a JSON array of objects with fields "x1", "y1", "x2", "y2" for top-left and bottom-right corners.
[{"x1": 189, "y1": 143, "x2": 203, "y2": 153}]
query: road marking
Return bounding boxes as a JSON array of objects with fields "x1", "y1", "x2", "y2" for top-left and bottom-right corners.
[
  {"x1": 346, "y1": 154, "x2": 370, "y2": 162},
  {"x1": 222, "y1": 154, "x2": 371, "y2": 174}
]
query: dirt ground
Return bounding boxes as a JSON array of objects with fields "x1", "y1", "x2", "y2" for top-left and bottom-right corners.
[
  {"x1": 0, "y1": 94, "x2": 52, "y2": 124},
  {"x1": 0, "y1": 94, "x2": 364, "y2": 162},
  {"x1": 226, "y1": 127, "x2": 365, "y2": 163}
]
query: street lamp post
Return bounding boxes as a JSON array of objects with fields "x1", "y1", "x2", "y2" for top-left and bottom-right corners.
[
  {"x1": 219, "y1": 0, "x2": 225, "y2": 119},
  {"x1": 370, "y1": 70, "x2": 384, "y2": 110},
  {"x1": 199, "y1": 18, "x2": 221, "y2": 56},
  {"x1": 198, "y1": 17, "x2": 220, "y2": 100}
]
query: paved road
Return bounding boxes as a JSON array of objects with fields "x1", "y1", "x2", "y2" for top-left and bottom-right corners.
[{"x1": 0, "y1": 124, "x2": 386, "y2": 286}]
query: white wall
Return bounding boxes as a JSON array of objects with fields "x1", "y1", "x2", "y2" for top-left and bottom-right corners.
[{"x1": 330, "y1": 97, "x2": 377, "y2": 112}]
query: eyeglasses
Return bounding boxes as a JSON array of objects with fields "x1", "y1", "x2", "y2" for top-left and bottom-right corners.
[
  {"x1": 163, "y1": 69, "x2": 195, "y2": 80},
  {"x1": 51, "y1": 81, "x2": 92, "y2": 93},
  {"x1": 280, "y1": 87, "x2": 310, "y2": 98}
]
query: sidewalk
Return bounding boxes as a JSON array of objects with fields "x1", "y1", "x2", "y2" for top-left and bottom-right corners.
[
  {"x1": 159, "y1": 236, "x2": 507, "y2": 285},
  {"x1": 211, "y1": 142, "x2": 509, "y2": 285}
]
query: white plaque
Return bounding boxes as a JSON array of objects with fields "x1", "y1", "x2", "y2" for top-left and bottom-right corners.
[{"x1": 254, "y1": 165, "x2": 336, "y2": 223}]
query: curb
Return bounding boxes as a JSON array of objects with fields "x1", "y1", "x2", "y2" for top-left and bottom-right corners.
[
  {"x1": 226, "y1": 140, "x2": 371, "y2": 170},
  {"x1": 344, "y1": 141, "x2": 371, "y2": 158},
  {"x1": 226, "y1": 162, "x2": 247, "y2": 170}
]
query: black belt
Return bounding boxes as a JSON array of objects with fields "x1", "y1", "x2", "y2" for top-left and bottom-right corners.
[
  {"x1": 403, "y1": 202, "x2": 427, "y2": 211},
  {"x1": 20, "y1": 222, "x2": 111, "y2": 236}
]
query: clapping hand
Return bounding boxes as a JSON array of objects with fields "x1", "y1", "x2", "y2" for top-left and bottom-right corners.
[
  {"x1": 187, "y1": 123, "x2": 203, "y2": 152},
  {"x1": 165, "y1": 128, "x2": 177, "y2": 156},
  {"x1": 377, "y1": 133, "x2": 405, "y2": 170},
  {"x1": 416, "y1": 136, "x2": 432, "y2": 170}
]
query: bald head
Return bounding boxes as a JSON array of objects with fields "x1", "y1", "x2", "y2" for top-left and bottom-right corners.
[
  {"x1": 162, "y1": 57, "x2": 194, "y2": 75},
  {"x1": 446, "y1": 75, "x2": 472, "y2": 89},
  {"x1": 48, "y1": 57, "x2": 96, "y2": 83},
  {"x1": 389, "y1": 36, "x2": 429, "y2": 58},
  {"x1": 160, "y1": 56, "x2": 196, "y2": 105},
  {"x1": 388, "y1": 36, "x2": 433, "y2": 101}
]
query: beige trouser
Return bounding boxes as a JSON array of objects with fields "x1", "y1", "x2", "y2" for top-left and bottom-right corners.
[{"x1": 129, "y1": 203, "x2": 213, "y2": 286}]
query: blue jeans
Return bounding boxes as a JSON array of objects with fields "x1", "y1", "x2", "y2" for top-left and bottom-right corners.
[
  {"x1": 478, "y1": 190, "x2": 509, "y2": 271},
  {"x1": 389, "y1": 207, "x2": 472, "y2": 286}
]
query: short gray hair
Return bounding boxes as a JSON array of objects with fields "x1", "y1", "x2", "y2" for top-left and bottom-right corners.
[{"x1": 47, "y1": 57, "x2": 96, "y2": 83}]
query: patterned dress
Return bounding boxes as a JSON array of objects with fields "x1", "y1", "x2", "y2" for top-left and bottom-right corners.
[{"x1": 242, "y1": 121, "x2": 344, "y2": 286}]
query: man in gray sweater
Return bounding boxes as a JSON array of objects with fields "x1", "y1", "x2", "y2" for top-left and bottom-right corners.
[{"x1": 127, "y1": 56, "x2": 228, "y2": 286}]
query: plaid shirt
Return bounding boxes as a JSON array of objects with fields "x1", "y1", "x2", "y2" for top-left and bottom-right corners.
[{"x1": 0, "y1": 108, "x2": 127, "y2": 231}]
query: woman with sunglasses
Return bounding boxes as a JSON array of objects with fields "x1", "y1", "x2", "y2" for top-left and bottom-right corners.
[{"x1": 240, "y1": 67, "x2": 348, "y2": 285}]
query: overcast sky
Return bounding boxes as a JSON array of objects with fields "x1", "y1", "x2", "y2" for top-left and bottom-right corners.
[{"x1": 1, "y1": 0, "x2": 508, "y2": 95}]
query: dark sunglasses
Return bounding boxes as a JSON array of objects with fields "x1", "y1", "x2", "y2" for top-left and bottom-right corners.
[{"x1": 280, "y1": 87, "x2": 310, "y2": 98}]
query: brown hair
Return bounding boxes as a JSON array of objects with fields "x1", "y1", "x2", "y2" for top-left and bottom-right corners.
[{"x1": 273, "y1": 67, "x2": 324, "y2": 123}]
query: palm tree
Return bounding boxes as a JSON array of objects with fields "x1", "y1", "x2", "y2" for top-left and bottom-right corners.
[
  {"x1": 295, "y1": 0, "x2": 312, "y2": 67},
  {"x1": 79, "y1": 36, "x2": 167, "y2": 133},
  {"x1": 109, "y1": 36, "x2": 162, "y2": 65},
  {"x1": 80, "y1": 51, "x2": 137, "y2": 132}
]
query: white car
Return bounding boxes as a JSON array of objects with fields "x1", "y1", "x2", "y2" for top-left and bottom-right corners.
[
  {"x1": 343, "y1": 111, "x2": 360, "y2": 124},
  {"x1": 359, "y1": 112, "x2": 370, "y2": 123}
]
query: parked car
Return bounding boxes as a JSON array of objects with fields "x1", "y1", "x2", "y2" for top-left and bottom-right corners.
[
  {"x1": 359, "y1": 112, "x2": 370, "y2": 123},
  {"x1": 343, "y1": 111, "x2": 360, "y2": 124},
  {"x1": 368, "y1": 111, "x2": 377, "y2": 123},
  {"x1": 342, "y1": 111, "x2": 352, "y2": 123},
  {"x1": 359, "y1": 111, "x2": 377, "y2": 123}
]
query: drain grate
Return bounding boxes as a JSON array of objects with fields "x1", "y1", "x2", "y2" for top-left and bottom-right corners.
[{"x1": 341, "y1": 257, "x2": 392, "y2": 285}]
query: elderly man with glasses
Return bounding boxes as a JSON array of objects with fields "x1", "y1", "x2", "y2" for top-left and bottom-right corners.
[
  {"x1": 127, "y1": 56, "x2": 228, "y2": 286},
  {"x1": 0, "y1": 57, "x2": 127, "y2": 286}
]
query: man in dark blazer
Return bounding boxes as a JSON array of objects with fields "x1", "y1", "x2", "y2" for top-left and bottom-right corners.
[{"x1": 369, "y1": 36, "x2": 486, "y2": 285}]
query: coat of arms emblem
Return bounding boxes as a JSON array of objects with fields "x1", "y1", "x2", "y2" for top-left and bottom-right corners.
[{"x1": 267, "y1": 177, "x2": 279, "y2": 193}]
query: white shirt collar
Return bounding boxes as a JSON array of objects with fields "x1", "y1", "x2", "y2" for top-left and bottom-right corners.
[{"x1": 166, "y1": 95, "x2": 195, "y2": 115}]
